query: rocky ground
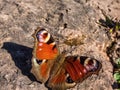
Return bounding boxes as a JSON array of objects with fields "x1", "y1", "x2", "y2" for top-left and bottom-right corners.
[{"x1": 0, "y1": 0, "x2": 120, "y2": 90}]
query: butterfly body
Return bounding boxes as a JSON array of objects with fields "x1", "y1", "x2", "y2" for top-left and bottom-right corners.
[{"x1": 31, "y1": 27, "x2": 102, "y2": 89}]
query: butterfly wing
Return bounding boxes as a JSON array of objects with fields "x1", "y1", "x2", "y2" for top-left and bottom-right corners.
[
  {"x1": 65, "y1": 56, "x2": 102, "y2": 82},
  {"x1": 31, "y1": 27, "x2": 59, "y2": 83},
  {"x1": 46, "y1": 54, "x2": 76, "y2": 90},
  {"x1": 47, "y1": 56, "x2": 102, "y2": 90}
]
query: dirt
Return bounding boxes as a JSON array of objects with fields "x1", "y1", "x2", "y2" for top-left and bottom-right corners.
[{"x1": 0, "y1": 0, "x2": 120, "y2": 90}]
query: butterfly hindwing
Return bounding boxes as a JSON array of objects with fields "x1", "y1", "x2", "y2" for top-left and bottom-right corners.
[{"x1": 31, "y1": 27, "x2": 59, "y2": 83}]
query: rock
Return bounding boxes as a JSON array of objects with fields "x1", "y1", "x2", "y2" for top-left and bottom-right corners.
[{"x1": 0, "y1": 0, "x2": 119, "y2": 90}]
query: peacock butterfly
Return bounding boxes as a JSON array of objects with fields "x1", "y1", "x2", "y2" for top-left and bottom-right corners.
[{"x1": 31, "y1": 27, "x2": 102, "y2": 89}]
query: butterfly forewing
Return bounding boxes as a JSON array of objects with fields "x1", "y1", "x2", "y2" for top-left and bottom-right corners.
[
  {"x1": 47, "y1": 56, "x2": 101, "y2": 89},
  {"x1": 31, "y1": 27, "x2": 59, "y2": 83}
]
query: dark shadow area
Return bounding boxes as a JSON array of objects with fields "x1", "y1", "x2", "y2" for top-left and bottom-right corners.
[
  {"x1": 99, "y1": 13, "x2": 120, "y2": 90},
  {"x1": 2, "y1": 42, "x2": 36, "y2": 81},
  {"x1": 112, "y1": 82, "x2": 120, "y2": 89},
  {"x1": 98, "y1": 12, "x2": 120, "y2": 29}
]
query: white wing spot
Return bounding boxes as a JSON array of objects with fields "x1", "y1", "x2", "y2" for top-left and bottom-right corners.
[
  {"x1": 39, "y1": 43, "x2": 43, "y2": 46},
  {"x1": 39, "y1": 48, "x2": 42, "y2": 51}
]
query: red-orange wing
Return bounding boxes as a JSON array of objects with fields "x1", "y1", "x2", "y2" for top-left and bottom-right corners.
[
  {"x1": 31, "y1": 27, "x2": 59, "y2": 83},
  {"x1": 47, "y1": 56, "x2": 101, "y2": 90},
  {"x1": 33, "y1": 27, "x2": 59, "y2": 60}
]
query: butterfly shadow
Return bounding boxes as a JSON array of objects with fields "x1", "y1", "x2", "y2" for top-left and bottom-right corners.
[{"x1": 2, "y1": 42, "x2": 37, "y2": 81}]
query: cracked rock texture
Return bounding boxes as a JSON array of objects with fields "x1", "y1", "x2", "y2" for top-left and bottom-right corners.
[{"x1": 0, "y1": 0, "x2": 120, "y2": 90}]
